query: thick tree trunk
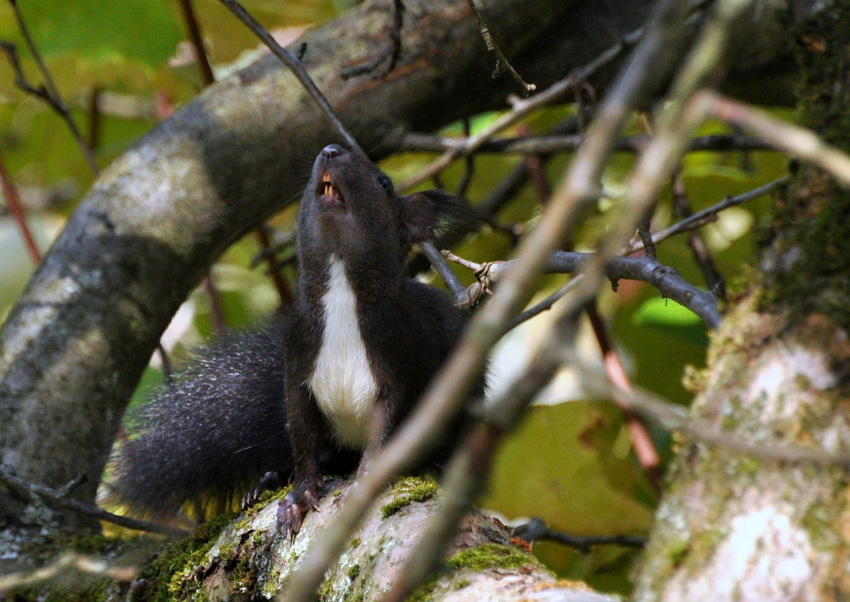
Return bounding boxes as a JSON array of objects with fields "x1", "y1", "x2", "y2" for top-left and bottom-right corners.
[{"x1": 634, "y1": 5, "x2": 850, "y2": 600}]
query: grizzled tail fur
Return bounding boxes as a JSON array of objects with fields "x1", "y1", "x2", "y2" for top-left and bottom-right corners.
[{"x1": 107, "y1": 320, "x2": 295, "y2": 524}]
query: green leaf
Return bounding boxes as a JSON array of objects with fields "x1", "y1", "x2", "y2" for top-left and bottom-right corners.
[
  {"x1": 633, "y1": 296, "x2": 708, "y2": 346},
  {"x1": 22, "y1": 0, "x2": 183, "y2": 68},
  {"x1": 482, "y1": 402, "x2": 655, "y2": 593}
]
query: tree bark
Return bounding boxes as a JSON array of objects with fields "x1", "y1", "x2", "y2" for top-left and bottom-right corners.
[
  {"x1": 633, "y1": 5, "x2": 850, "y2": 600},
  {"x1": 126, "y1": 478, "x2": 619, "y2": 601}
]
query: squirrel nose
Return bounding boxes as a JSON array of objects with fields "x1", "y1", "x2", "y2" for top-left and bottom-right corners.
[{"x1": 321, "y1": 144, "x2": 344, "y2": 159}]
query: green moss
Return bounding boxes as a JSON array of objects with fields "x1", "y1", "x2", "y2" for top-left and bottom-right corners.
[
  {"x1": 129, "y1": 514, "x2": 231, "y2": 602},
  {"x1": 381, "y1": 477, "x2": 440, "y2": 518},
  {"x1": 348, "y1": 563, "x2": 361, "y2": 579},
  {"x1": 248, "y1": 483, "x2": 293, "y2": 516},
  {"x1": 446, "y1": 542, "x2": 539, "y2": 572},
  {"x1": 664, "y1": 536, "x2": 691, "y2": 569},
  {"x1": 407, "y1": 579, "x2": 439, "y2": 602},
  {"x1": 757, "y1": 3, "x2": 850, "y2": 331},
  {"x1": 350, "y1": 537, "x2": 361, "y2": 548},
  {"x1": 803, "y1": 499, "x2": 845, "y2": 552},
  {"x1": 407, "y1": 544, "x2": 537, "y2": 602}
]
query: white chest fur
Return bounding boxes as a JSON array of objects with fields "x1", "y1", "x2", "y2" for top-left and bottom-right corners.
[{"x1": 308, "y1": 256, "x2": 378, "y2": 448}]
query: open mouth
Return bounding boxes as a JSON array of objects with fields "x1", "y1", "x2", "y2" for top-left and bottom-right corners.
[{"x1": 318, "y1": 171, "x2": 344, "y2": 206}]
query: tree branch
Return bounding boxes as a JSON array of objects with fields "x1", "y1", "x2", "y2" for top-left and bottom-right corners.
[
  {"x1": 0, "y1": 466, "x2": 188, "y2": 538},
  {"x1": 3, "y1": 4, "x2": 98, "y2": 174},
  {"x1": 216, "y1": 0, "x2": 365, "y2": 157}
]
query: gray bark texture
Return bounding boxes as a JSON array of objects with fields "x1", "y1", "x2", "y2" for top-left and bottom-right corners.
[
  {"x1": 132, "y1": 478, "x2": 619, "y2": 601},
  {"x1": 633, "y1": 3, "x2": 850, "y2": 600}
]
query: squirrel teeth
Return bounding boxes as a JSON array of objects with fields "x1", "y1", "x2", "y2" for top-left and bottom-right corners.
[{"x1": 320, "y1": 171, "x2": 343, "y2": 203}]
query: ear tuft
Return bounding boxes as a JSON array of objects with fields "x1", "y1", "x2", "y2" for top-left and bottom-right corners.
[{"x1": 401, "y1": 190, "x2": 473, "y2": 245}]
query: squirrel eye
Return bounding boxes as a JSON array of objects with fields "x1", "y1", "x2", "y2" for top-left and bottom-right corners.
[{"x1": 378, "y1": 175, "x2": 394, "y2": 194}]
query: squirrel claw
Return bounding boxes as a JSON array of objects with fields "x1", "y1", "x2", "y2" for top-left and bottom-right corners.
[
  {"x1": 242, "y1": 471, "x2": 282, "y2": 510},
  {"x1": 276, "y1": 479, "x2": 324, "y2": 538},
  {"x1": 277, "y1": 497, "x2": 305, "y2": 539}
]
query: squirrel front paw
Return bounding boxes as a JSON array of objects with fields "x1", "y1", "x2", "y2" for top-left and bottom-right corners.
[{"x1": 277, "y1": 477, "x2": 324, "y2": 538}]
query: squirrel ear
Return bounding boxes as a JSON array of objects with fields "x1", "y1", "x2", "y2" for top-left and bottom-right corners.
[{"x1": 401, "y1": 190, "x2": 470, "y2": 244}]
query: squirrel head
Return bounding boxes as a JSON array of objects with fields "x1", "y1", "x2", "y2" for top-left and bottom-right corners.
[{"x1": 298, "y1": 144, "x2": 465, "y2": 266}]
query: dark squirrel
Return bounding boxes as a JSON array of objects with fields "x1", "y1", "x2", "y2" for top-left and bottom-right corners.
[{"x1": 112, "y1": 144, "x2": 480, "y2": 532}]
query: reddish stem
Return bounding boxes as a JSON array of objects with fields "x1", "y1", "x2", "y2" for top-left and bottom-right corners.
[{"x1": 0, "y1": 153, "x2": 41, "y2": 264}]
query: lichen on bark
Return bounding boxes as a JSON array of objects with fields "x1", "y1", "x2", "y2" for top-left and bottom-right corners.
[{"x1": 634, "y1": 3, "x2": 850, "y2": 599}]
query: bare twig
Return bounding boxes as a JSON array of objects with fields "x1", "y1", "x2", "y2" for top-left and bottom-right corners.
[
  {"x1": 705, "y1": 91, "x2": 850, "y2": 186},
  {"x1": 0, "y1": 152, "x2": 41, "y2": 264},
  {"x1": 512, "y1": 518, "x2": 646, "y2": 552},
  {"x1": 178, "y1": 0, "x2": 294, "y2": 307},
  {"x1": 465, "y1": 0, "x2": 536, "y2": 95},
  {"x1": 586, "y1": 304, "x2": 662, "y2": 490},
  {"x1": 0, "y1": 465, "x2": 188, "y2": 538},
  {"x1": 216, "y1": 0, "x2": 365, "y2": 157},
  {"x1": 672, "y1": 169, "x2": 727, "y2": 300},
  {"x1": 399, "y1": 131, "x2": 772, "y2": 155},
  {"x1": 457, "y1": 251, "x2": 721, "y2": 329},
  {"x1": 571, "y1": 358, "x2": 850, "y2": 468},
  {"x1": 3, "y1": 4, "x2": 98, "y2": 174},
  {"x1": 420, "y1": 241, "x2": 467, "y2": 305},
  {"x1": 398, "y1": 24, "x2": 645, "y2": 191},
  {"x1": 628, "y1": 174, "x2": 790, "y2": 253},
  {"x1": 178, "y1": 0, "x2": 215, "y2": 86},
  {"x1": 472, "y1": 115, "x2": 585, "y2": 221},
  {"x1": 86, "y1": 86, "x2": 103, "y2": 151},
  {"x1": 0, "y1": 552, "x2": 138, "y2": 591}
]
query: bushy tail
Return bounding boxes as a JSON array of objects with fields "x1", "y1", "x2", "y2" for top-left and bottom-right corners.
[{"x1": 109, "y1": 320, "x2": 293, "y2": 523}]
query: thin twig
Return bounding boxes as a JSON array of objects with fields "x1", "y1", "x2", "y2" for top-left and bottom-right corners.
[
  {"x1": 420, "y1": 242, "x2": 467, "y2": 305},
  {"x1": 398, "y1": 24, "x2": 645, "y2": 191},
  {"x1": 672, "y1": 169, "x2": 727, "y2": 300},
  {"x1": 571, "y1": 357, "x2": 850, "y2": 468},
  {"x1": 399, "y1": 131, "x2": 772, "y2": 155},
  {"x1": 457, "y1": 251, "x2": 721, "y2": 329},
  {"x1": 86, "y1": 86, "x2": 103, "y2": 151},
  {"x1": 512, "y1": 518, "x2": 646, "y2": 552},
  {"x1": 4, "y1": 4, "x2": 98, "y2": 174},
  {"x1": 217, "y1": 0, "x2": 365, "y2": 157},
  {"x1": 178, "y1": 0, "x2": 294, "y2": 307},
  {"x1": 586, "y1": 304, "x2": 662, "y2": 491},
  {"x1": 0, "y1": 466, "x2": 188, "y2": 538},
  {"x1": 705, "y1": 91, "x2": 850, "y2": 187},
  {"x1": 178, "y1": 0, "x2": 215, "y2": 86},
  {"x1": 0, "y1": 152, "x2": 41, "y2": 264},
  {"x1": 628, "y1": 174, "x2": 790, "y2": 253},
  {"x1": 0, "y1": 552, "x2": 139, "y2": 591},
  {"x1": 465, "y1": 0, "x2": 535, "y2": 95}
]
